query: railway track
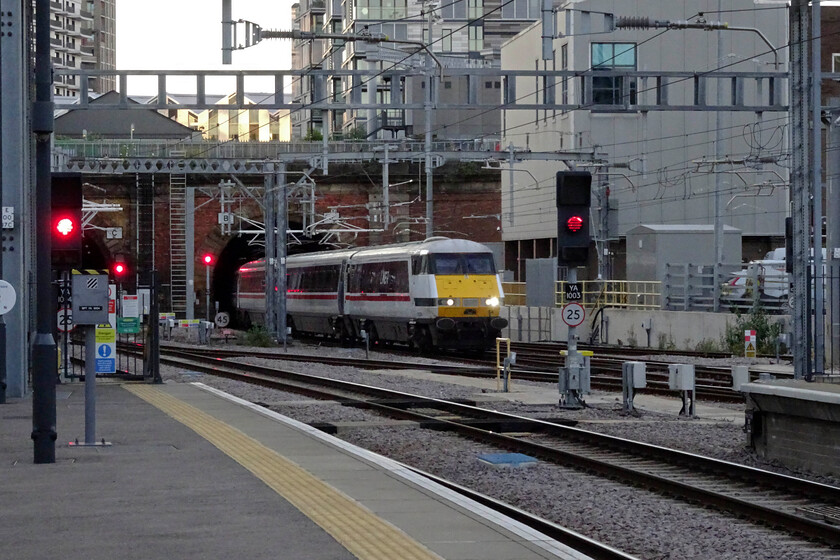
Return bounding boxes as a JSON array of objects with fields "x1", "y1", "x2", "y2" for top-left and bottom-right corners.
[
  {"x1": 157, "y1": 341, "x2": 747, "y2": 402},
  {"x1": 137, "y1": 346, "x2": 840, "y2": 551}
]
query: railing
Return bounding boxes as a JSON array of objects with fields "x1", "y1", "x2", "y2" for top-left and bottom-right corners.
[
  {"x1": 502, "y1": 280, "x2": 660, "y2": 309},
  {"x1": 53, "y1": 138, "x2": 503, "y2": 161},
  {"x1": 501, "y1": 282, "x2": 525, "y2": 306},
  {"x1": 557, "y1": 280, "x2": 661, "y2": 310}
]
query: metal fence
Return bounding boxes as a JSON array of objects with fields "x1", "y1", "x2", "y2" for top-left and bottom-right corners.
[
  {"x1": 556, "y1": 280, "x2": 661, "y2": 309},
  {"x1": 501, "y1": 282, "x2": 526, "y2": 306},
  {"x1": 502, "y1": 280, "x2": 661, "y2": 310},
  {"x1": 663, "y1": 263, "x2": 790, "y2": 314},
  {"x1": 58, "y1": 274, "x2": 160, "y2": 382},
  {"x1": 819, "y1": 269, "x2": 840, "y2": 376}
]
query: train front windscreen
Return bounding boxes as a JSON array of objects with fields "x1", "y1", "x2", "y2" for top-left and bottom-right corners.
[{"x1": 429, "y1": 253, "x2": 496, "y2": 275}]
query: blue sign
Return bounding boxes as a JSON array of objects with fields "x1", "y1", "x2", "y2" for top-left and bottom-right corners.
[
  {"x1": 95, "y1": 358, "x2": 115, "y2": 374},
  {"x1": 97, "y1": 344, "x2": 112, "y2": 358}
]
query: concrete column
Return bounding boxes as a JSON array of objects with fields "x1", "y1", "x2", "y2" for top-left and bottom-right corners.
[{"x1": 0, "y1": 0, "x2": 31, "y2": 398}]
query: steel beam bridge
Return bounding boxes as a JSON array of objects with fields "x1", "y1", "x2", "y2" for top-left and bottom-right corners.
[
  {"x1": 53, "y1": 68, "x2": 792, "y2": 113},
  {"x1": 53, "y1": 140, "x2": 597, "y2": 175}
]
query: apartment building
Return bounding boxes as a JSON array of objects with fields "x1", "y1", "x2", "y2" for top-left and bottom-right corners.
[
  {"x1": 50, "y1": 0, "x2": 115, "y2": 96},
  {"x1": 291, "y1": 0, "x2": 542, "y2": 139}
]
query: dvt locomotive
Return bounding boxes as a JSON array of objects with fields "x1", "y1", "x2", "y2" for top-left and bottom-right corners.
[{"x1": 236, "y1": 237, "x2": 508, "y2": 352}]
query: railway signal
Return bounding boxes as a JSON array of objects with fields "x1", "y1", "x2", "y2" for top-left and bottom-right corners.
[
  {"x1": 51, "y1": 173, "x2": 83, "y2": 267},
  {"x1": 202, "y1": 253, "x2": 214, "y2": 321},
  {"x1": 556, "y1": 171, "x2": 592, "y2": 266}
]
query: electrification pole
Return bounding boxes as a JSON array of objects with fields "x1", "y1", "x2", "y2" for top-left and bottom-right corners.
[
  {"x1": 812, "y1": 0, "x2": 825, "y2": 375},
  {"x1": 424, "y1": 2, "x2": 436, "y2": 239},
  {"x1": 790, "y1": 0, "x2": 812, "y2": 378},
  {"x1": 713, "y1": 0, "x2": 725, "y2": 313},
  {"x1": 264, "y1": 172, "x2": 276, "y2": 336},
  {"x1": 276, "y1": 163, "x2": 288, "y2": 345}
]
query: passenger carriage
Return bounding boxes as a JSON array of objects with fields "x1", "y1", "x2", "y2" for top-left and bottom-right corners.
[{"x1": 235, "y1": 237, "x2": 508, "y2": 352}]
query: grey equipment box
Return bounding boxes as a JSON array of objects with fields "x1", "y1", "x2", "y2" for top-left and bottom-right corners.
[{"x1": 71, "y1": 273, "x2": 109, "y2": 325}]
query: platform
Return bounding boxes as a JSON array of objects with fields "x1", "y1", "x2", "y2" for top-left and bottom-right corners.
[
  {"x1": 742, "y1": 376, "x2": 840, "y2": 477},
  {"x1": 0, "y1": 380, "x2": 596, "y2": 560}
]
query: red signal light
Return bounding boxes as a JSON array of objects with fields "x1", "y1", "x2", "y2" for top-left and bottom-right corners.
[
  {"x1": 55, "y1": 217, "x2": 75, "y2": 236},
  {"x1": 203, "y1": 254, "x2": 214, "y2": 266},
  {"x1": 113, "y1": 263, "x2": 126, "y2": 276},
  {"x1": 566, "y1": 215, "x2": 584, "y2": 232}
]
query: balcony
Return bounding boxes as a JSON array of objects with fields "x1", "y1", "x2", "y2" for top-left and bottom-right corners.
[
  {"x1": 50, "y1": 37, "x2": 68, "y2": 52},
  {"x1": 79, "y1": 9, "x2": 93, "y2": 21}
]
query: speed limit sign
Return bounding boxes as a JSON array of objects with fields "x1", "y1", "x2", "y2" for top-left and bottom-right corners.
[
  {"x1": 562, "y1": 303, "x2": 585, "y2": 327},
  {"x1": 57, "y1": 307, "x2": 75, "y2": 332},
  {"x1": 214, "y1": 311, "x2": 230, "y2": 328}
]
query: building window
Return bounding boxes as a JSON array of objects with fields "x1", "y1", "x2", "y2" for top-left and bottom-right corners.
[
  {"x1": 441, "y1": 0, "x2": 466, "y2": 20},
  {"x1": 368, "y1": 22, "x2": 408, "y2": 41},
  {"x1": 356, "y1": 0, "x2": 407, "y2": 20},
  {"x1": 591, "y1": 42, "x2": 637, "y2": 105},
  {"x1": 833, "y1": 53, "x2": 840, "y2": 73},
  {"x1": 441, "y1": 28, "x2": 452, "y2": 52},
  {"x1": 467, "y1": 0, "x2": 482, "y2": 20},
  {"x1": 560, "y1": 43, "x2": 569, "y2": 106},
  {"x1": 501, "y1": 0, "x2": 538, "y2": 19},
  {"x1": 468, "y1": 25, "x2": 483, "y2": 52}
]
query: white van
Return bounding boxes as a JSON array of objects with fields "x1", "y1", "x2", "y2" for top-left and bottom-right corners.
[{"x1": 722, "y1": 248, "x2": 788, "y2": 301}]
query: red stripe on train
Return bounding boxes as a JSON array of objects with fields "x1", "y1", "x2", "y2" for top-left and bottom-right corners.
[
  {"x1": 241, "y1": 293, "x2": 410, "y2": 302},
  {"x1": 345, "y1": 294, "x2": 410, "y2": 302}
]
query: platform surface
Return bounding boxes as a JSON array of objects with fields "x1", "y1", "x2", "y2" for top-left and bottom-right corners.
[{"x1": 0, "y1": 380, "x2": 595, "y2": 560}]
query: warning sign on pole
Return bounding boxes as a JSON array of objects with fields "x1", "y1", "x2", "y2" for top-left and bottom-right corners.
[
  {"x1": 95, "y1": 326, "x2": 116, "y2": 374},
  {"x1": 744, "y1": 329, "x2": 757, "y2": 358}
]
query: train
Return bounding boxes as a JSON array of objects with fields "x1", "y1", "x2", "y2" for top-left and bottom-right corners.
[{"x1": 235, "y1": 237, "x2": 508, "y2": 352}]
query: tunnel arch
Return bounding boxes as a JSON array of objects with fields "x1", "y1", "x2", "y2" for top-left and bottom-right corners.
[{"x1": 209, "y1": 219, "x2": 333, "y2": 328}]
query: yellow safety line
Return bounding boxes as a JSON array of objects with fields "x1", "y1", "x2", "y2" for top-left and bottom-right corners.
[{"x1": 125, "y1": 384, "x2": 443, "y2": 560}]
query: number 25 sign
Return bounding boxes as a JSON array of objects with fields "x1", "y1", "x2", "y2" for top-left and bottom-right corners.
[{"x1": 562, "y1": 303, "x2": 585, "y2": 327}]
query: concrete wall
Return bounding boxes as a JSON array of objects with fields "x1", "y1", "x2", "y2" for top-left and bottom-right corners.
[
  {"x1": 500, "y1": 305, "x2": 790, "y2": 351},
  {"x1": 747, "y1": 392, "x2": 840, "y2": 477}
]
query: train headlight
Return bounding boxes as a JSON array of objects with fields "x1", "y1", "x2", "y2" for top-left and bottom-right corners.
[
  {"x1": 485, "y1": 297, "x2": 499, "y2": 307},
  {"x1": 438, "y1": 298, "x2": 456, "y2": 306}
]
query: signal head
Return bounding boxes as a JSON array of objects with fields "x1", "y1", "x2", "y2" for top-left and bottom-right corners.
[
  {"x1": 55, "y1": 217, "x2": 76, "y2": 236},
  {"x1": 203, "y1": 254, "x2": 215, "y2": 266},
  {"x1": 566, "y1": 215, "x2": 584, "y2": 233}
]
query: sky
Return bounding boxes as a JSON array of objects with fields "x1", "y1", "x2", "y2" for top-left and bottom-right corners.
[{"x1": 116, "y1": 0, "x2": 293, "y2": 95}]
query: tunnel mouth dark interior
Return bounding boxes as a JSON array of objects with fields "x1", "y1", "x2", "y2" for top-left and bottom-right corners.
[
  {"x1": 212, "y1": 231, "x2": 331, "y2": 328},
  {"x1": 212, "y1": 235, "x2": 265, "y2": 326}
]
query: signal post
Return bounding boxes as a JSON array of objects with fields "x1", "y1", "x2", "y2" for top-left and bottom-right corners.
[{"x1": 556, "y1": 171, "x2": 592, "y2": 409}]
